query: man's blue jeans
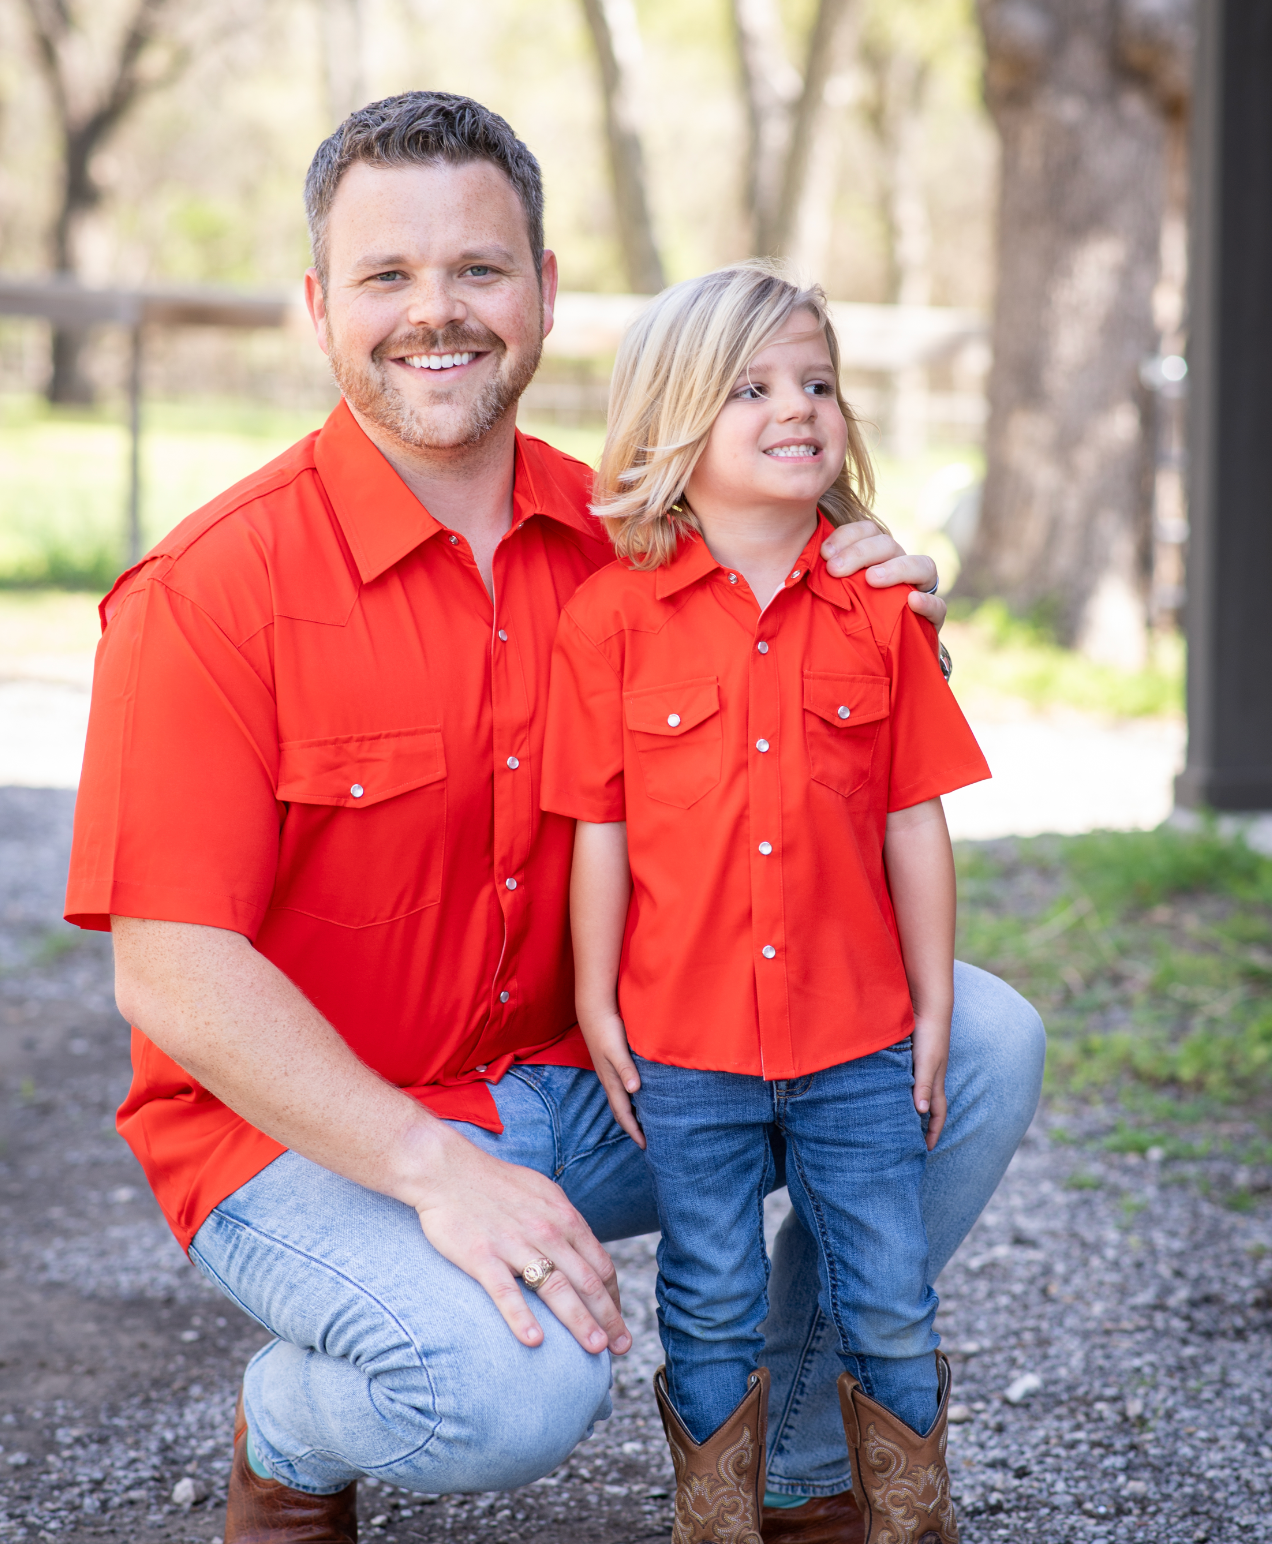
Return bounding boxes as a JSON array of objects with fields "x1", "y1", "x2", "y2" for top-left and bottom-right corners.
[
  {"x1": 632, "y1": 1041, "x2": 938, "y2": 1444},
  {"x1": 188, "y1": 962, "x2": 1044, "y2": 1498}
]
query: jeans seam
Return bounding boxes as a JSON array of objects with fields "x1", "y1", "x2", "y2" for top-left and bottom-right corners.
[
  {"x1": 503, "y1": 1065, "x2": 565, "y2": 1176},
  {"x1": 196, "y1": 1206, "x2": 444, "y2": 1470}
]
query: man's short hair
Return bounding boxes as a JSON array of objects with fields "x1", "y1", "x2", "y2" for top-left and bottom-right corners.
[{"x1": 304, "y1": 91, "x2": 545, "y2": 286}]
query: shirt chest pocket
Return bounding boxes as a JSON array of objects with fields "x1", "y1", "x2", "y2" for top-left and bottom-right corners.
[
  {"x1": 803, "y1": 673, "x2": 889, "y2": 798},
  {"x1": 623, "y1": 677, "x2": 722, "y2": 810},
  {"x1": 272, "y1": 726, "x2": 447, "y2": 927}
]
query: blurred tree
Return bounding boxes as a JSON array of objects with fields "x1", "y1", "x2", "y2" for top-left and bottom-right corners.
[
  {"x1": 318, "y1": 0, "x2": 368, "y2": 128},
  {"x1": 731, "y1": 0, "x2": 856, "y2": 258},
  {"x1": 959, "y1": 0, "x2": 1194, "y2": 664},
  {"x1": 21, "y1": 0, "x2": 189, "y2": 403},
  {"x1": 578, "y1": 0, "x2": 666, "y2": 292}
]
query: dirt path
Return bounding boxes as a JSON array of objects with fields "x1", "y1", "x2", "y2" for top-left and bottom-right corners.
[{"x1": 2, "y1": 788, "x2": 1271, "y2": 1544}]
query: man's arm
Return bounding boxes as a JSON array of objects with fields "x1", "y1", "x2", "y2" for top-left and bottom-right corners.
[
  {"x1": 820, "y1": 520, "x2": 947, "y2": 631},
  {"x1": 111, "y1": 916, "x2": 631, "y2": 1357},
  {"x1": 570, "y1": 821, "x2": 644, "y2": 1148},
  {"x1": 881, "y1": 798, "x2": 956, "y2": 1150}
]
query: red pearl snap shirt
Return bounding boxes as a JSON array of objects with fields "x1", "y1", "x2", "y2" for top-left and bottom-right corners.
[
  {"x1": 541, "y1": 516, "x2": 991, "y2": 1079},
  {"x1": 65, "y1": 400, "x2": 612, "y2": 1249}
]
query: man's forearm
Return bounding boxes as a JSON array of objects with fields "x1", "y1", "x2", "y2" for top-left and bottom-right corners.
[{"x1": 111, "y1": 916, "x2": 451, "y2": 1208}]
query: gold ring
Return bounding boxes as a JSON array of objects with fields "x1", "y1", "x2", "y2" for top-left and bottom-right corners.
[{"x1": 521, "y1": 1257, "x2": 557, "y2": 1291}]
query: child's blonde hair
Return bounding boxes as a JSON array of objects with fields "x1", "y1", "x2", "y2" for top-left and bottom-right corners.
[{"x1": 594, "y1": 260, "x2": 877, "y2": 568}]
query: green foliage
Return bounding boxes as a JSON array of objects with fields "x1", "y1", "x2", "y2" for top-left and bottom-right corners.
[
  {"x1": 956, "y1": 825, "x2": 1272, "y2": 1115},
  {"x1": 945, "y1": 599, "x2": 1185, "y2": 718}
]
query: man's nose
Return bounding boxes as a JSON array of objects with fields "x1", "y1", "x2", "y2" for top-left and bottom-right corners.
[{"x1": 403, "y1": 274, "x2": 467, "y2": 332}]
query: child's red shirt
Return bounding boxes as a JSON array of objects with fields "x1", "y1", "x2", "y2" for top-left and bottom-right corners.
[{"x1": 541, "y1": 515, "x2": 991, "y2": 1078}]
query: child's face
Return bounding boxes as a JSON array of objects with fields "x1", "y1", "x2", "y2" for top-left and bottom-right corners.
[{"x1": 686, "y1": 309, "x2": 848, "y2": 522}]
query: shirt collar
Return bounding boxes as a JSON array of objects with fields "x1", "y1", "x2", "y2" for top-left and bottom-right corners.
[
  {"x1": 653, "y1": 511, "x2": 856, "y2": 609},
  {"x1": 313, "y1": 399, "x2": 601, "y2": 585}
]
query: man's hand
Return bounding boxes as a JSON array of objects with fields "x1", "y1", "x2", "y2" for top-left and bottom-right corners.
[
  {"x1": 411, "y1": 1121, "x2": 632, "y2": 1356},
  {"x1": 578, "y1": 1010, "x2": 645, "y2": 1150},
  {"x1": 821, "y1": 520, "x2": 946, "y2": 631},
  {"x1": 911, "y1": 1014, "x2": 950, "y2": 1152},
  {"x1": 111, "y1": 915, "x2": 633, "y2": 1359}
]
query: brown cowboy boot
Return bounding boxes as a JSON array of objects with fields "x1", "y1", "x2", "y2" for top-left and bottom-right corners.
[
  {"x1": 654, "y1": 1364, "x2": 770, "y2": 1544},
  {"x1": 760, "y1": 1488, "x2": 866, "y2": 1543},
  {"x1": 225, "y1": 1389, "x2": 359, "y2": 1543},
  {"x1": 835, "y1": 1353, "x2": 959, "y2": 1544}
]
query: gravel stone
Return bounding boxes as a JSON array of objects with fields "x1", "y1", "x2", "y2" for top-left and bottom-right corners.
[{"x1": 3, "y1": 788, "x2": 1271, "y2": 1542}]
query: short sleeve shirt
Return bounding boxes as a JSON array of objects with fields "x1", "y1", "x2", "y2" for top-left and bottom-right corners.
[
  {"x1": 540, "y1": 516, "x2": 991, "y2": 1079},
  {"x1": 65, "y1": 400, "x2": 613, "y2": 1249}
]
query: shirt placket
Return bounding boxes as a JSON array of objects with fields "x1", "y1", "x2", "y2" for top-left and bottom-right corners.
[
  {"x1": 746, "y1": 583, "x2": 794, "y2": 1078},
  {"x1": 480, "y1": 526, "x2": 535, "y2": 1058}
]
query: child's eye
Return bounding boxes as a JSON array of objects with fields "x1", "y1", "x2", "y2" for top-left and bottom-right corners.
[
  {"x1": 735, "y1": 384, "x2": 766, "y2": 400},
  {"x1": 806, "y1": 380, "x2": 833, "y2": 396}
]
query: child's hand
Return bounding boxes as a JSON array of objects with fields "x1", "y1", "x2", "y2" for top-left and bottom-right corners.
[
  {"x1": 911, "y1": 1015, "x2": 950, "y2": 1151},
  {"x1": 579, "y1": 1010, "x2": 646, "y2": 1149}
]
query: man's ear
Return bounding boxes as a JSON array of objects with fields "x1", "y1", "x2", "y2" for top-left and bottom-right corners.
[
  {"x1": 540, "y1": 250, "x2": 560, "y2": 342},
  {"x1": 304, "y1": 268, "x2": 331, "y2": 358}
]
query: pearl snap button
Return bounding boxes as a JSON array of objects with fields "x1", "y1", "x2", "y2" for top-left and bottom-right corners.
[
  {"x1": 449, "y1": 534, "x2": 459, "y2": 544},
  {"x1": 507, "y1": 756, "x2": 519, "y2": 769},
  {"x1": 755, "y1": 738, "x2": 770, "y2": 753},
  {"x1": 837, "y1": 705, "x2": 851, "y2": 719},
  {"x1": 350, "y1": 784, "x2": 364, "y2": 798},
  {"x1": 757, "y1": 641, "x2": 769, "y2": 654},
  {"x1": 505, "y1": 877, "x2": 517, "y2": 890},
  {"x1": 475, "y1": 1064, "x2": 488, "y2": 1073},
  {"x1": 758, "y1": 841, "x2": 772, "y2": 855},
  {"x1": 667, "y1": 713, "x2": 681, "y2": 727},
  {"x1": 499, "y1": 991, "x2": 510, "y2": 1003},
  {"x1": 762, "y1": 945, "x2": 776, "y2": 959},
  {"x1": 791, "y1": 570, "x2": 801, "y2": 578},
  {"x1": 727, "y1": 573, "x2": 739, "y2": 584},
  {"x1": 498, "y1": 629, "x2": 508, "y2": 641}
]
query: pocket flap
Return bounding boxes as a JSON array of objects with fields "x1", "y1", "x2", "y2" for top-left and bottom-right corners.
[
  {"x1": 623, "y1": 677, "x2": 720, "y2": 737},
  {"x1": 802, "y1": 673, "x2": 890, "y2": 728},
  {"x1": 277, "y1": 726, "x2": 445, "y2": 808}
]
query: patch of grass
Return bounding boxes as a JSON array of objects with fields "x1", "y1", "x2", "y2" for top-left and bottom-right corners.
[
  {"x1": 1064, "y1": 1172, "x2": 1103, "y2": 1190},
  {"x1": 956, "y1": 824, "x2": 1272, "y2": 1114},
  {"x1": 944, "y1": 599, "x2": 1184, "y2": 719},
  {"x1": 0, "y1": 394, "x2": 614, "y2": 591}
]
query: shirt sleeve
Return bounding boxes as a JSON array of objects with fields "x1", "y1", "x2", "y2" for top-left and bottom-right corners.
[
  {"x1": 540, "y1": 607, "x2": 627, "y2": 823},
  {"x1": 65, "y1": 576, "x2": 282, "y2": 935},
  {"x1": 883, "y1": 603, "x2": 991, "y2": 813}
]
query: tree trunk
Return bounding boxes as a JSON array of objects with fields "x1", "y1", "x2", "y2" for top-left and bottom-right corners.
[
  {"x1": 959, "y1": 0, "x2": 1194, "y2": 665},
  {"x1": 732, "y1": 0, "x2": 856, "y2": 259},
  {"x1": 578, "y1": 0, "x2": 666, "y2": 294},
  {"x1": 865, "y1": 44, "x2": 932, "y2": 455}
]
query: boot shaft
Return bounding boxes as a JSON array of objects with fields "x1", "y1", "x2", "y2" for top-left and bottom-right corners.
[
  {"x1": 654, "y1": 1365, "x2": 769, "y2": 1544},
  {"x1": 836, "y1": 1353, "x2": 959, "y2": 1544}
]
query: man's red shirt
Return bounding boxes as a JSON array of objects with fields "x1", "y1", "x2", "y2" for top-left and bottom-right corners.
[{"x1": 65, "y1": 401, "x2": 612, "y2": 1249}]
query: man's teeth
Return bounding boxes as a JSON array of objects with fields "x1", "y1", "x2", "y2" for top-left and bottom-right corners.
[
  {"x1": 404, "y1": 352, "x2": 476, "y2": 370},
  {"x1": 766, "y1": 444, "x2": 818, "y2": 458}
]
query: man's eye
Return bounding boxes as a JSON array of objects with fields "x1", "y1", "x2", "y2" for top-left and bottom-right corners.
[
  {"x1": 374, "y1": 271, "x2": 406, "y2": 283},
  {"x1": 466, "y1": 265, "x2": 492, "y2": 277}
]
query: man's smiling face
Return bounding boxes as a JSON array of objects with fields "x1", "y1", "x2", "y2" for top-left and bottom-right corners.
[{"x1": 308, "y1": 158, "x2": 557, "y2": 452}]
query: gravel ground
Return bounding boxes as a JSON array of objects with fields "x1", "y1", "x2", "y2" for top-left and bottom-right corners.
[{"x1": 3, "y1": 786, "x2": 1272, "y2": 1544}]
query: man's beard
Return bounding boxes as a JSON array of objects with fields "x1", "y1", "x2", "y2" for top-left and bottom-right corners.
[{"x1": 327, "y1": 320, "x2": 542, "y2": 451}]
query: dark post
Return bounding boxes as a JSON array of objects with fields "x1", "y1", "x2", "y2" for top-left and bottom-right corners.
[
  {"x1": 1175, "y1": 0, "x2": 1272, "y2": 812},
  {"x1": 126, "y1": 322, "x2": 143, "y2": 567}
]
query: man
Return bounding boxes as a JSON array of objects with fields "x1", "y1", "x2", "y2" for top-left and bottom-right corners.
[{"x1": 67, "y1": 92, "x2": 1043, "y2": 1544}]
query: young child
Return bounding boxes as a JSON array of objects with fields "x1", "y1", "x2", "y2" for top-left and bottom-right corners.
[{"x1": 541, "y1": 264, "x2": 990, "y2": 1544}]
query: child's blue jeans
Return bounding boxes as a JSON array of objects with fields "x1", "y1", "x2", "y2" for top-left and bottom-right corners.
[{"x1": 631, "y1": 1040, "x2": 939, "y2": 1444}]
